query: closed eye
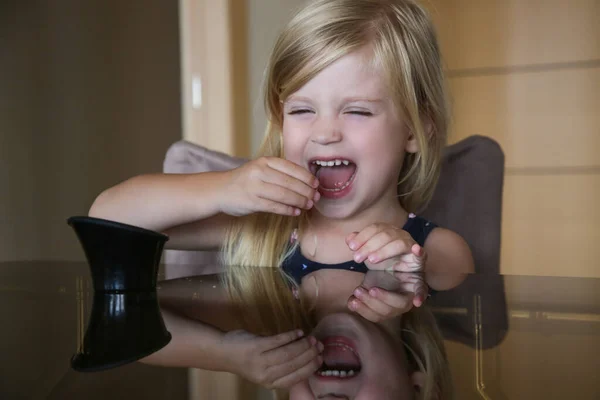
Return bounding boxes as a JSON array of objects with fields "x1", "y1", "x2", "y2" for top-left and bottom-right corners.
[
  {"x1": 346, "y1": 110, "x2": 373, "y2": 116},
  {"x1": 288, "y1": 109, "x2": 314, "y2": 115}
]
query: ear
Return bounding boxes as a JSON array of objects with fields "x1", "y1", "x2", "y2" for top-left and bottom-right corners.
[
  {"x1": 405, "y1": 118, "x2": 434, "y2": 154},
  {"x1": 405, "y1": 131, "x2": 419, "y2": 154},
  {"x1": 411, "y1": 371, "x2": 438, "y2": 399}
]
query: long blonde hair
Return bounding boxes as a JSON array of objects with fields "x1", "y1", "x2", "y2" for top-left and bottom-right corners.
[{"x1": 222, "y1": 0, "x2": 451, "y2": 397}]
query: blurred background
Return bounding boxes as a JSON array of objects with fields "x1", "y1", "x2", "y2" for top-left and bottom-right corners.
[{"x1": 1, "y1": 0, "x2": 598, "y2": 399}]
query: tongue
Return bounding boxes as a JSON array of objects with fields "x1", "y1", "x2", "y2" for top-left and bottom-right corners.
[
  {"x1": 316, "y1": 165, "x2": 356, "y2": 190},
  {"x1": 322, "y1": 344, "x2": 361, "y2": 369}
]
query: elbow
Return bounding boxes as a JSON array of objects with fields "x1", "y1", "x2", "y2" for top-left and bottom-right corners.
[{"x1": 88, "y1": 188, "x2": 113, "y2": 219}]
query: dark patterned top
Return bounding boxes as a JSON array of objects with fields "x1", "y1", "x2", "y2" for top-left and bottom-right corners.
[{"x1": 281, "y1": 214, "x2": 437, "y2": 284}]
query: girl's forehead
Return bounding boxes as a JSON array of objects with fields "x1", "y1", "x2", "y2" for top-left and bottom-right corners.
[{"x1": 287, "y1": 50, "x2": 389, "y2": 100}]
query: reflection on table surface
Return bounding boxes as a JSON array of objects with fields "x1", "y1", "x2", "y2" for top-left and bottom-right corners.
[{"x1": 1, "y1": 261, "x2": 599, "y2": 399}]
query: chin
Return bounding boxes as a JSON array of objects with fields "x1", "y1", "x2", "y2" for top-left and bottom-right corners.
[{"x1": 313, "y1": 202, "x2": 359, "y2": 220}]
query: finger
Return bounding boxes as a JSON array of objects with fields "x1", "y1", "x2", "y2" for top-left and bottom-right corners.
[
  {"x1": 367, "y1": 287, "x2": 414, "y2": 313},
  {"x1": 267, "y1": 341, "x2": 322, "y2": 384},
  {"x1": 365, "y1": 237, "x2": 416, "y2": 264},
  {"x1": 412, "y1": 244, "x2": 425, "y2": 257},
  {"x1": 265, "y1": 157, "x2": 320, "y2": 190},
  {"x1": 264, "y1": 335, "x2": 318, "y2": 366},
  {"x1": 345, "y1": 231, "x2": 359, "y2": 245},
  {"x1": 256, "y1": 197, "x2": 301, "y2": 216},
  {"x1": 350, "y1": 227, "x2": 393, "y2": 262},
  {"x1": 346, "y1": 224, "x2": 381, "y2": 251},
  {"x1": 257, "y1": 183, "x2": 313, "y2": 211},
  {"x1": 352, "y1": 287, "x2": 397, "y2": 316},
  {"x1": 262, "y1": 166, "x2": 320, "y2": 205},
  {"x1": 259, "y1": 329, "x2": 305, "y2": 352},
  {"x1": 348, "y1": 297, "x2": 385, "y2": 323},
  {"x1": 270, "y1": 353, "x2": 323, "y2": 389},
  {"x1": 413, "y1": 281, "x2": 429, "y2": 307},
  {"x1": 393, "y1": 252, "x2": 426, "y2": 272}
]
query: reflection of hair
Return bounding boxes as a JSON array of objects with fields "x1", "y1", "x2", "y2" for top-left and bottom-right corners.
[
  {"x1": 268, "y1": 306, "x2": 453, "y2": 400},
  {"x1": 402, "y1": 307, "x2": 454, "y2": 399},
  {"x1": 222, "y1": 0, "x2": 451, "y2": 396}
]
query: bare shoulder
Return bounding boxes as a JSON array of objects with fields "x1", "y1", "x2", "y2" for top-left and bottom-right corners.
[
  {"x1": 426, "y1": 228, "x2": 472, "y2": 259},
  {"x1": 424, "y1": 227, "x2": 475, "y2": 275}
]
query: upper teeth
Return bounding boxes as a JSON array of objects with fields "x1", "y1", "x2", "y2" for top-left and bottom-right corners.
[
  {"x1": 318, "y1": 370, "x2": 356, "y2": 377},
  {"x1": 312, "y1": 159, "x2": 350, "y2": 166}
]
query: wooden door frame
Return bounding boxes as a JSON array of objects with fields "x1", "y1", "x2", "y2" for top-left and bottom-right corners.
[{"x1": 179, "y1": 0, "x2": 250, "y2": 158}]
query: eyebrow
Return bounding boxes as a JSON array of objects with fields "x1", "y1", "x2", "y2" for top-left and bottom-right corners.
[{"x1": 285, "y1": 96, "x2": 383, "y2": 104}]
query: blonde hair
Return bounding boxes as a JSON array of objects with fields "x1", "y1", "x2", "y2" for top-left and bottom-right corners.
[
  {"x1": 402, "y1": 307, "x2": 454, "y2": 399},
  {"x1": 222, "y1": 0, "x2": 451, "y2": 396}
]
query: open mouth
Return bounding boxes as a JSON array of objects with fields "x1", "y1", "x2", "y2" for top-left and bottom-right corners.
[
  {"x1": 316, "y1": 336, "x2": 362, "y2": 379},
  {"x1": 309, "y1": 158, "x2": 357, "y2": 194}
]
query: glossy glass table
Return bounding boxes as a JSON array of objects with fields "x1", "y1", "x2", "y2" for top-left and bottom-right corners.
[{"x1": 1, "y1": 260, "x2": 599, "y2": 399}]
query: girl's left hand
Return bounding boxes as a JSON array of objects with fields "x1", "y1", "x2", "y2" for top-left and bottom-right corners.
[
  {"x1": 347, "y1": 272, "x2": 427, "y2": 323},
  {"x1": 346, "y1": 223, "x2": 426, "y2": 272}
]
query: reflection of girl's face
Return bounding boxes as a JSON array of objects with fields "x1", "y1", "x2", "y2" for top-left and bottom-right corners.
[{"x1": 289, "y1": 312, "x2": 417, "y2": 400}]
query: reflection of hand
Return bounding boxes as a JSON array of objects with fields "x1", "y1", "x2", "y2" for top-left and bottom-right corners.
[
  {"x1": 221, "y1": 329, "x2": 323, "y2": 389},
  {"x1": 347, "y1": 272, "x2": 428, "y2": 323},
  {"x1": 346, "y1": 223, "x2": 426, "y2": 272}
]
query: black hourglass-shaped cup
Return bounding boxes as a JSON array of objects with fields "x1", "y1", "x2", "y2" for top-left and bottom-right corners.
[{"x1": 67, "y1": 216, "x2": 172, "y2": 372}]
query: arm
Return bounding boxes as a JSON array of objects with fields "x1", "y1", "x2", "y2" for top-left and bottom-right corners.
[
  {"x1": 140, "y1": 306, "x2": 231, "y2": 370},
  {"x1": 424, "y1": 228, "x2": 474, "y2": 291},
  {"x1": 88, "y1": 172, "x2": 234, "y2": 250},
  {"x1": 143, "y1": 275, "x2": 323, "y2": 388},
  {"x1": 88, "y1": 157, "x2": 320, "y2": 251},
  {"x1": 141, "y1": 275, "x2": 242, "y2": 369}
]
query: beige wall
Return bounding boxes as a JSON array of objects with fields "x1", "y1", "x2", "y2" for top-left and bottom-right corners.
[
  {"x1": 0, "y1": 0, "x2": 182, "y2": 262},
  {"x1": 428, "y1": 0, "x2": 600, "y2": 278},
  {"x1": 248, "y1": 0, "x2": 307, "y2": 155}
]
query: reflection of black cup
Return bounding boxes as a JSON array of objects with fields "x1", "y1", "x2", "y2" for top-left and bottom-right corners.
[{"x1": 67, "y1": 216, "x2": 172, "y2": 372}]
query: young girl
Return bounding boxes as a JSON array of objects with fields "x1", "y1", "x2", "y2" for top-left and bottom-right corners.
[{"x1": 90, "y1": 0, "x2": 472, "y2": 397}]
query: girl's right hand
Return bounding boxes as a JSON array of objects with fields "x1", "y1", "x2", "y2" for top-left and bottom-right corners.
[
  {"x1": 220, "y1": 157, "x2": 320, "y2": 217},
  {"x1": 221, "y1": 329, "x2": 323, "y2": 389}
]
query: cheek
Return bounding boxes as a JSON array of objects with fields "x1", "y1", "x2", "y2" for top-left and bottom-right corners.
[
  {"x1": 355, "y1": 128, "x2": 404, "y2": 171},
  {"x1": 282, "y1": 121, "x2": 309, "y2": 161}
]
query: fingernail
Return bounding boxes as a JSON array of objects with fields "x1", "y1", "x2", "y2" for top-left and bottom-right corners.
[
  {"x1": 368, "y1": 254, "x2": 378, "y2": 262},
  {"x1": 349, "y1": 242, "x2": 357, "y2": 250},
  {"x1": 353, "y1": 253, "x2": 362, "y2": 262},
  {"x1": 369, "y1": 288, "x2": 378, "y2": 297},
  {"x1": 310, "y1": 336, "x2": 317, "y2": 345},
  {"x1": 312, "y1": 179, "x2": 319, "y2": 188},
  {"x1": 294, "y1": 208, "x2": 301, "y2": 216},
  {"x1": 318, "y1": 342, "x2": 324, "y2": 352},
  {"x1": 306, "y1": 199, "x2": 313, "y2": 208},
  {"x1": 313, "y1": 191, "x2": 321, "y2": 201},
  {"x1": 349, "y1": 300, "x2": 358, "y2": 310},
  {"x1": 354, "y1": 288, "x2": 364, "y2": 297},
  {"x1": 297, "y1": 330, "x2": 304, "y2": 337}
]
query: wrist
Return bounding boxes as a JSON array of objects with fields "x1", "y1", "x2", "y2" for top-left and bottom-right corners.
[
  {"x1": 187, "y1": 171, "x2": 230, "y2": 217},
  {"x1": 210, "y1": 170, "x2": 231, "y2": 215}
]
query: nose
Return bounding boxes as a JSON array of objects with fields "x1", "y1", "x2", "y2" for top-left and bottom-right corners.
[{"x1": 310, "y1": 116, "x2": 342, "y2": 145}]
